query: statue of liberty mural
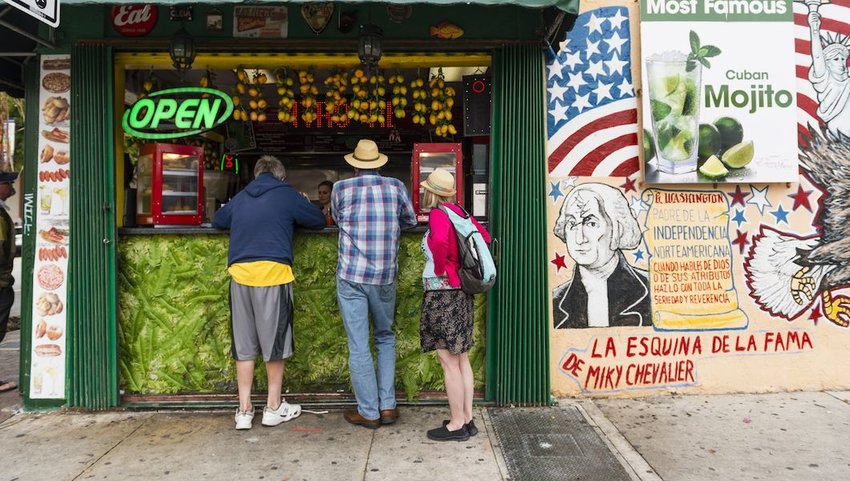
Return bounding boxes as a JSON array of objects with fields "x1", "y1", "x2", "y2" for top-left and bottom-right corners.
[{"x1": 807, "y1": 4, "x2": 850, "y2": 138}]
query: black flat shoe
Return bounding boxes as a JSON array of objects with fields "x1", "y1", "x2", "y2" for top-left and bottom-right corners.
[
  {"x1": 442, "y1": 418, "x2": 478, "y2": 436},
  {"x1": 427, "y1": 424, "x2": 469, "y2": 442}
]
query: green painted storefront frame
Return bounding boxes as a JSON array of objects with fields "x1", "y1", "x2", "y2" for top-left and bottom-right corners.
[{"x1": 20, "y1": 2, "x2": 555, "y2": 409}]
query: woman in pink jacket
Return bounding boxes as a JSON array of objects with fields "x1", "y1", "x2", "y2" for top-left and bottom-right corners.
[{"x1": 419, "y1": 168, "x2": 490, "y2": 442}]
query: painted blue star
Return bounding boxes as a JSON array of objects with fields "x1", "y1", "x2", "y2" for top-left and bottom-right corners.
[
  {"x1": 770, "y1": 204, "x2": 790, "y2": 224},
  {"x1": 732, "y1": 209, "x2": 747, "y2": 228},
  {"x1": 632, "y1": 249, "x2": 645, "y2": 262},
  {"x1": 548, "y1": 181, "x2": 564, "y2": 204}
]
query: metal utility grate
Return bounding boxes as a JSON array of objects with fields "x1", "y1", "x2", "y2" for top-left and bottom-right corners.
[{"x1": 489, "y1": 406, "x2": 632, "y2": 481}]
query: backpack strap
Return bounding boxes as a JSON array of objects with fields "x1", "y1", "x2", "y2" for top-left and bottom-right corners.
[{"x1": 439, "y1": 204, "x2": 470, "y2": 220}]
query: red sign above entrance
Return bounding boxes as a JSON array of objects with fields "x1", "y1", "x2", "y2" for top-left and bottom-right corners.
[{"x1": 111, "y1": 5, "x2": 158, "y2": 37}]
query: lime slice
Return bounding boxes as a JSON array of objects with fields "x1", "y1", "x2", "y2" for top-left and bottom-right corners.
[
  {"x1": 664, "y1": 81, "x2": 688, "y2": 116},
  {"x1": 662, "y1": 129, "x2": 693, "y2": 160},
  {"x1": 656, "y1": 124, "x2": 678, "y2": 152},
  {"x1": 662, "y1": 74, "x2": 680, "y2": 96},
  {"x1": 721, "y1": 140, "x2": 754, "y2": 169},
  {"x1": 650, "y1": 100, "x2": 672, "y2": 122},
  {"x1": 682, "y1": 79, "x2": 698, "y2": 116},
  {"x1": 699, "y1": 155, "x2": 729, "y2": 180},
  {"x1": 643, "y1": 128, "x2": 655, "y2": 162}
]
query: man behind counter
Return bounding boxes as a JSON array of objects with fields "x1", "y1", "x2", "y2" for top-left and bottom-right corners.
[{"x1": 213, "y1": 156, "x2": 325, "y2": 430}]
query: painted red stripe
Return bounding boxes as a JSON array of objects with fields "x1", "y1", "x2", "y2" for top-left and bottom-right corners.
[
  {"x1": 796, "y1": 65, "x2": 810, "y2": 80},
  {"x1": 798, "y1": 123, "x2": 813, "y2": 150},
  {"x1": 610, "y1": 157, "x2": 640, "y2": 177},
  {"x1": 794, "y1": 13, "x2": 850, "y2": 33},
  {"x1": 568, "y1": 133, "x2": 638, "y2": 176},
  {"x1": 798, "y1": 93, "x2": 820, "y2": 119},
  {"x1": 547, "y1": 109, "x2": 638, "y2": 173},
  {"x1": 796, "y1": 38, "x2": 811, "y2": 56}
]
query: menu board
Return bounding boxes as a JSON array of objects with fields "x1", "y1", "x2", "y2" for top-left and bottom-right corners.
[{"x1": 29, "y1": 54, "x2": 71, "y2": 399}]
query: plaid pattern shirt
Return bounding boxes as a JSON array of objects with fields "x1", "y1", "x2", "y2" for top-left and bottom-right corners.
[{"x1": 332, "y1": 172, "x2": 417, "y2": 285}]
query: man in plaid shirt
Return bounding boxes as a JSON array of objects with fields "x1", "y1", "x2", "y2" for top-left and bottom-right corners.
[{"x1": 332, "y1": 139, "x2": 416, "y2": 429}]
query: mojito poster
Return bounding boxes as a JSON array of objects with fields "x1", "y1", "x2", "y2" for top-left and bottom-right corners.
[{"x1": 640, "y1": 0, "x2": 798, "y2": 183}]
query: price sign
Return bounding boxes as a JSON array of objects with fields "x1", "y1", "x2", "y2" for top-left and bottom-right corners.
[{"x1": 220, "y1": 153, "x2": 240, "y2": 174}]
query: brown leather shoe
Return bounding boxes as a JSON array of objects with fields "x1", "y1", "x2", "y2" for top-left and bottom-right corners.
[
  {"x1": 344, "y1": 409, "x2": 381, "y2": 429},
  {"x1": 380, "y1": 408, "x2": 399, "y2": 425}
]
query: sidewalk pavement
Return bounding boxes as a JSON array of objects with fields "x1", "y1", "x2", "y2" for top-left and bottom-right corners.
[{"x1": 3, "y1": 331, "x2": 850, "y2": 480}]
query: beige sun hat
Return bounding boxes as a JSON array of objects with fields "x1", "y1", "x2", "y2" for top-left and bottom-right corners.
[
  {"x1": 344, "y1": 139, "x2": 389, "y2": 169},
  {"x1": 421, "y1": 168, "x2": 456, "y2": 196}
]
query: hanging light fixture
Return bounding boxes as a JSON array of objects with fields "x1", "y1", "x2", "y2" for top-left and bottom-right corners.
[
  {"x1": 358, "y1": 24, "x2": 383, "y2": 66},
  {"x1": 169, "y1": 25, "x2": 196, "y2": 76}
]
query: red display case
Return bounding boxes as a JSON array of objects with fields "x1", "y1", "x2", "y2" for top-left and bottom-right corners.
[
  {"x1": 136, "y1": 143, "x2": 204, "y2": 226},
  {"x1": 411, "y1": 142, "x2": 463, "y2": 223}
]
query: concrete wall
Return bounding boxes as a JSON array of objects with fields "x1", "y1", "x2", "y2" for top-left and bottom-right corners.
[{"x1": 546, "y1": 0, "x2": 850, "y2": 396}]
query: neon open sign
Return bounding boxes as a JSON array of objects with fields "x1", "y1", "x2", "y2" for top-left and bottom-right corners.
[{"x1": 122, "y1": 87, "x2": 234, "y2": 139}]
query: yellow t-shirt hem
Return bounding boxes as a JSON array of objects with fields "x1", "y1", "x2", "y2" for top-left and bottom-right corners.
[{"x1": 228, "y1": 261, "x2": 294, "y2": 286}]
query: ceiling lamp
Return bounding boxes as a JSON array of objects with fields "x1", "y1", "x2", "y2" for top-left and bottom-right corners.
[
  {"x1": 358, "y1": 24, "x2": 383, "y2": 66},
  {"x1": 169, "y1": 26, "x2": 196, "y2": 76}
]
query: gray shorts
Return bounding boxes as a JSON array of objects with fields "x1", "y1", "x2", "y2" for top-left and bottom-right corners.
[{"x1": 229, "y1": 281, "x2": 294, "y2": 362}]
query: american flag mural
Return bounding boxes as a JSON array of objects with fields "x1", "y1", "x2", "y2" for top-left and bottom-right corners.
[
  {"x1": 795, "y1": 0, "x2": 850, "y2": 144},
  {"x1": 546, "y1": 6, "x2": 639, "y2": 178}
]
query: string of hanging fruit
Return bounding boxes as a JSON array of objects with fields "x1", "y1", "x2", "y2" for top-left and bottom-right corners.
[
  {"x1": 231, "y1": 67, "x2": 249, "y2": 122},
  {"x1": 410, "y1": 74, "x2": 429, "y2": 126},
  {"x1": 388, "y1": 71, "x2": 408, "y2": 119},
  {"x1": 323, "y1": 68, "x2": 348, "y2": 123},
  {"x1": 223, "y1": 65, "x2": 458, "y2": 137},
  {"x1": 139, "y1": 69, "x2": 156, "y2": 99},
  {"x1": 275, "y1": 69, "x2": 296, "y2": 122},
  {"x1": 248, "y1": 70, "x2": 268, "y2": 122},
  {"x1": 347, "y1": 67, "x2": 386, "y2": 124},
  {"x1": 427, "y1": 71, "x2": 457, "y2": 137},
  {"x1": 299, "y1": 68, "x2": 319, "y2": 124}
]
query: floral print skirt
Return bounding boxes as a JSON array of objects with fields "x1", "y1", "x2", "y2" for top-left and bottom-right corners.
[{"x1": 420, "y1": 289, "x2": 474, "y2": 354}]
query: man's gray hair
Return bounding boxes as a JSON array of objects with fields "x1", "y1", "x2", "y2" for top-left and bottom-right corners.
[
  {"x1": 254, "y1": 155, "x2": 286, "y2": 180},
  {"x1": 553, "y1": 183, "x2": 642, "y2": 251}
]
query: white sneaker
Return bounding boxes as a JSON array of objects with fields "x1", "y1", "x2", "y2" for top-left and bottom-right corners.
[
  {"x1": 261, "y1": 400, "x2": 302, "y2": 426},
  {"x1": 235, "y1": 407, "x2": 255, "y2": 430}
]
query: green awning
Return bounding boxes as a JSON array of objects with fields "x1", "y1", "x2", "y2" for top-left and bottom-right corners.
[{"x1": 62, "y1": 0, "x2": 579, "y2": 15}]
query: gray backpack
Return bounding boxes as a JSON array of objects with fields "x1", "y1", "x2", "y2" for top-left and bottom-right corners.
[{"x1": 439, "y1": 206, "x2": 496, "y2": 294}]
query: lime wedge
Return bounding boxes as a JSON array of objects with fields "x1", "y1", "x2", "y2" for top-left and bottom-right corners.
[
  {"x1": 682, "y1": 79, "x2": 698, "y2": 116},
  {"x1": 699, "y1": 155, "x2": 729, "y2": 180},
  {"x1": 650, "y1": 100, "x2": 672, "y2": 122},
  {"x1": 662, "y1": 74, "x2": 680, "y2": 96},
  {"x1": 721, "y1": 140, "x2": 754, "y2": 169},
  {"x1": 643, "y1": 128, "x2": 655, "y2": 162},
  {"x1": 662, "y1": 129, "x2": 694, "y2": 160}
]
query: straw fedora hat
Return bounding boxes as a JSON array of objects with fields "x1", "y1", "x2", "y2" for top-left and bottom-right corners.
[
  {"x1": 344, "y1": 139, "x2": 389, "y2": 169},
  {"x1": 421, "y1": 168, "x2": 456, "y2": 197}
]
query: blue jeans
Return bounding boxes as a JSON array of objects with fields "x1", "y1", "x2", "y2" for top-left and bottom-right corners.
[{"x1": 337, "y1": 277, "x2": 397, "y2": 420}]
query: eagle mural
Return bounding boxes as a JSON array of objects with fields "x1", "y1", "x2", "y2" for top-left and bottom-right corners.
[{"x1": 747, "y1": 131, "x2": 850, "y2": 327}]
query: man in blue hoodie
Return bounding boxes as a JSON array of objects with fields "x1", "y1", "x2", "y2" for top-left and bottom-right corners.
[{"x1": 213, "y1": 155, "x2": 325, "y2": 430}]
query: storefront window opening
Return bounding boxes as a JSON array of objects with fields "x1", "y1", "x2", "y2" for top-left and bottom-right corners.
[{"x1": 115, "y1": 52, "x2": 491, "y2": 227}]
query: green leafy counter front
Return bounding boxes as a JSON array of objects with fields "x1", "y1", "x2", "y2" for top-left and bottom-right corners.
[{"x1": 117, "y1": 229, "x2": 486, "y2": 400}]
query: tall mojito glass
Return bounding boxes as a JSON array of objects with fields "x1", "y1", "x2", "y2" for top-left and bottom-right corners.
[{"x1": 646, "y1": 54, "x2": 702, "y2": 175}]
